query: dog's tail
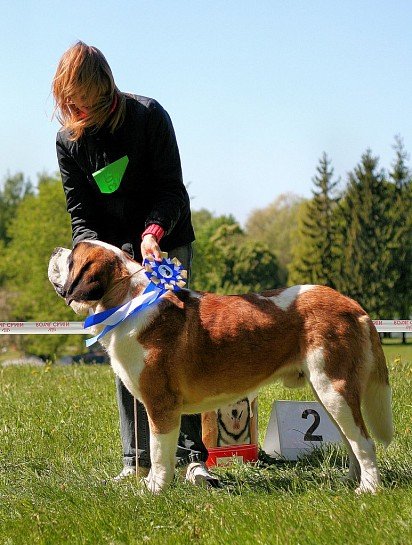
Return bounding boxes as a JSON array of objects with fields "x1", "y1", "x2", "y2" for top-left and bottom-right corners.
[{"x1": 361, "y1": 318, "x2": 394, "y2": 447}]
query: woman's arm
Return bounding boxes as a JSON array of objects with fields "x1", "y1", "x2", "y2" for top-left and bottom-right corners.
[
  {"x1": 56, "y1": 134, "x2": 99, "y2": 246},
  {"x1": 144, "y1": 101, "x2": 189, "y2": 236}
]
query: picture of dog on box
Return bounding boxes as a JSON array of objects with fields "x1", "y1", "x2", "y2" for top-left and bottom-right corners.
[{"x1": 202, "y1": 397, "x2": 258, "y2": 448}]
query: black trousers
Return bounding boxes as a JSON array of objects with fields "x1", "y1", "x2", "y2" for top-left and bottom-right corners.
[
  {"x1": 115, "y1": 243, "x2": 208, "y2": 467},
  {"x1": 116, "y1": 378, "x2": 208, "y2": 467}
]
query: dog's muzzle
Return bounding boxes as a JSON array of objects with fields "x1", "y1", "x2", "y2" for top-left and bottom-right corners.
[{"x1": 48, "y1": 247, "x2": 70, "y2": 300}]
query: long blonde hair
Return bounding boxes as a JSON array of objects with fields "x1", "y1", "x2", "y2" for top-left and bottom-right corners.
[{"x1": 52, "y1": 41, "x2": 126, "y2": 141}]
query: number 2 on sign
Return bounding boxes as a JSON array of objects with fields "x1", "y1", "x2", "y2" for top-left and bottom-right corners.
[{"x1": 302, "y1": 409, "x2": 323, "y2": 441}]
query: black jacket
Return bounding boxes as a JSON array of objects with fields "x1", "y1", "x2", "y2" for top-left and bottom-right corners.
[{"x1": 56, "y1": 94, "x2": 195, "y2": 259}]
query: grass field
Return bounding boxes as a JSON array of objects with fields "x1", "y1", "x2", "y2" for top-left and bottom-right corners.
[{"x1": 0, "y1": 342, "x2": 411, "y2": 545}]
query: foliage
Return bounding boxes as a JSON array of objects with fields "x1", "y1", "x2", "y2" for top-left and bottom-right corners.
[
  {"x1": 286, "y1": 143, "x2": 411, "y2": 323},
  {"x1": 0, "y1": 172, "x2": 34, "y2": 288},
  {"x1": 0, "y1": 171, "x2": 33, "y2": 245},
  {"x1": 191, "y1": 211, "x2": 237, "y2": 291},
  {"x1": 245, "y1": 192, "x2": 305, "y2": 283},
  {"x1": 1, "y1": 173, "x2": 84, "y2": 357},
  {"x1": 191, "y1": 212, "x2": 281, "y2": 293},
  {"x1": 288, "y1": 153, "x2": 341, "y2": 287},
  {"x1": 336, "y1": 149, "x2": 404, "y2": 317},
  {"x1": 388, "y1": 136, "x2": 412, "y2": 322}
]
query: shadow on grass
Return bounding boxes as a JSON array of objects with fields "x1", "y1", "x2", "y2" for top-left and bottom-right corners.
[{"x1": 208, "y1": 446, "x2": 412, "y2": 495}]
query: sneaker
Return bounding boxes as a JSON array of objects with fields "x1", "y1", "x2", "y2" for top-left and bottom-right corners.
[
  {"x1": 113, "y1": 466, "x2": 136, "y2": 481},
  {"x1": 185, "y1": 462, "x2": 221, "y2": 488}
]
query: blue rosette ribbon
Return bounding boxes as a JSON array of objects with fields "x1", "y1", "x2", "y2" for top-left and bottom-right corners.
[
  {"x1": 84, "y1": 253, "x2": 187, "y2": 347},
  {"x1": 143, "y1": 253, "x2": 187, "y2": 291}
]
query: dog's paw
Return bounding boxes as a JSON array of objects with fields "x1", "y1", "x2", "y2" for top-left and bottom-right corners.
[
  {"x1": 143, "y1": 470, "x2": 168, "y2": 494},
  {"x1": 355, "y1": 481, "x2": 380, "y2": 495}
]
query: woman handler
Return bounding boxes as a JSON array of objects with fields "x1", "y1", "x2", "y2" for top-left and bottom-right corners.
[{"x1": 52, "y1": 41, "x2": 217, "y2": 486}]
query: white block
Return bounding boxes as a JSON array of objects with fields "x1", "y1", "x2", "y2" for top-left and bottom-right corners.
[{"x1": 263, "y1": 400, "x2": 342, "y2": 461}]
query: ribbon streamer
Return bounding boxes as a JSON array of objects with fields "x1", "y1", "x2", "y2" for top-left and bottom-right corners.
[{"x1": 84, "y1": 255, "x2": 187, "y2": 347}]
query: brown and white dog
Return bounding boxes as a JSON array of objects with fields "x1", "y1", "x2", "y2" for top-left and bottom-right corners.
[{"x1": 48, "y1": 240, "x2": 393, "y2": 494}]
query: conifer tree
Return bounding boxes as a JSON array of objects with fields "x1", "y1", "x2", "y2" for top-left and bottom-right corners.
[
  {"x1": 337, "y1": 150, "x2": 396, "y2": 317},
  {"x1": 388, "y1": 136, "x2": 412, "y2": 334},
  {"x1": 288, "y1": 153, "x2": 340, "y2": 287}
]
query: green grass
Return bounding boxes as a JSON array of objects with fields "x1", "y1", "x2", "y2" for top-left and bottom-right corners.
[{"x1": 0, "y1": 345, "x2": 411, "y2": 545}]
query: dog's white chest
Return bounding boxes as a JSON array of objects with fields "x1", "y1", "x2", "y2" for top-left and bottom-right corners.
[
  {"x1": 99, "y1": 302, "x2": 160, "y2": 400},
  {"x1": 105, "y1": 323, "x2": 145, "y2": 399}
]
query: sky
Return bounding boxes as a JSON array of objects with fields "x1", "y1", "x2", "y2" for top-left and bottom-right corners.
[{"x1": 1, "y1": 0, "x2": 412, "y2": 225}]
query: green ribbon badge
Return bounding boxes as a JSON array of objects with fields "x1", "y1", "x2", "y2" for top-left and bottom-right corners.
[{"x1": 92, "y1": 155, "x2": 129, "y2": 194}]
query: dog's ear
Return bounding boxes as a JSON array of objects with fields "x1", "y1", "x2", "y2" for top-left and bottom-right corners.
[
  {"x1": 63, "y1": 246, "x2": 112, "y2": 305},
  {"x1": 65, "y1": 274, "x2": 108, "y2": 305}
]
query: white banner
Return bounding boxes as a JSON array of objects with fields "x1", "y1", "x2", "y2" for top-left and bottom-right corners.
[
  {"x1": 372, "y1": 320, "x2": 412, "y2": 333},
  {"x1": 0, "y1": 320, "x2": 411, "y2": 334},
  {"x1": 0, "y1": 322, "x2": 85, "y2": 334}
]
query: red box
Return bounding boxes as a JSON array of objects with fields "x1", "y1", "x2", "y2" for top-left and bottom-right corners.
[{"x1": 206, "y1": 443, "x2": 259, "y2": 467}]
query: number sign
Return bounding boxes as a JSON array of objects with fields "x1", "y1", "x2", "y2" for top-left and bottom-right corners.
[{"x1": 262, "y1": 400, "x2": 342, "y2": 460}]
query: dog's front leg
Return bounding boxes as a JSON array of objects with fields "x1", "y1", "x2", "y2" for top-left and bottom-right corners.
[{"x1": 144, "y1": 414, "x2": 181, "y2": 494}]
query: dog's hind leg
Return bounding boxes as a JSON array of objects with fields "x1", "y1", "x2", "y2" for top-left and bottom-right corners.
[
  {"x1": 338, "y1": 433, "x2": 361, "y2": 484},
  {"x1": 143, "y1": 412, "x2": 181, "y2": 494},
  {"x1": 305, "y1": 348, "x2": 381, "y2": 494}
]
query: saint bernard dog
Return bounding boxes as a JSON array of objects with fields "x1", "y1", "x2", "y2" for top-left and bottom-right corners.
[{"x1": 48, "y1": 240, "x2": 393, "y2": 494}]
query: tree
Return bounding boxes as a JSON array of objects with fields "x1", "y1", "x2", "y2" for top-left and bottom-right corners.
[
  {"x1": 191, "y1": 212, "x2": 238, "y2": 291},
  {"x1": 288, "y1": 153, "x2": 341, "y2": 287},
  {"x1": 388, "y1": 136, "x2": 412, "y2": 338},
  {"x1": 2, "y1": 173, "x2": 84, "y2": 357},
  {"x1": 230, "y1": 239, "x2": 282, "y2": 294},
  {"x1": 245, "y1": 193, "x2": 305, "y2": 283},
  {"x1": 0, "y1": 172, "x2": 33, "y2": 245},
  {"x1": 337, "y1": 150, "x2": 398, "y2": 317},
  {"x1": 191, "y1": 212, "x2": 281, "y2": 293},
  {"x1": 0, "y1": 172, "x2": 34, "y2": 288}
]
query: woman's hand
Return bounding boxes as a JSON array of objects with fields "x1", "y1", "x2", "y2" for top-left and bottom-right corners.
[{"x1": 141, "y1": 234, "x2": 162, "y2": 262}]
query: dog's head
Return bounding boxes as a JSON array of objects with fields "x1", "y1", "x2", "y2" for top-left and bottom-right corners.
[{"x1": 48, "y1": 240, "x2": 145, "y2": 315}]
